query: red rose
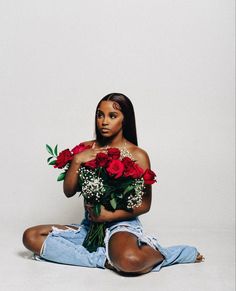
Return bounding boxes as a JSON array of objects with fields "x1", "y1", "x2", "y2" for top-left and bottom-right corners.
[
  {"x1": 106, "y1": 159, "x2": 124, "y2": 179},
  {"x1": 107, "y1": 148, "x2": 120, "y2": 160},
  {"x1": 96, "y1": 152, "x2": 109, "y2": 167},
  {"x1": 84, "y1": 159, "x2": 97, "y2": 169},
  {"x1": 54, "y1": 149, "x2": 72, "y2": 169},
  {"x1": 130, "y1": 163, "x2": 144, "y2": 178},
  {"x1": 71, "y1": 143, "x2": 91, "y2": 155},
  {"x1": 143, "y1": 169, "x2": 156, "y2": 185},
  {"x1": 122, "y1": 156, "x2": 133, "y2": 168},
  {"x1": 123, "y1": 157, "x2": 144, "y2": 178}
]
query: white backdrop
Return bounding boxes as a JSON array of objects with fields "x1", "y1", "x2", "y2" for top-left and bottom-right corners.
[{"x1": 0, "y1": 0, "x2": 234, "y2": 233}]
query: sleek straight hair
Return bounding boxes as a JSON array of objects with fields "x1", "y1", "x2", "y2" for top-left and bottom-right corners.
[{"x1": 95, "y1": 93, "x2": 138, "y2": 146}]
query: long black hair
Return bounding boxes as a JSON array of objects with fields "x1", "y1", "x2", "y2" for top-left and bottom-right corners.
[{"x1": 95, "y1": 93, "x2": 138, "y2": 146}]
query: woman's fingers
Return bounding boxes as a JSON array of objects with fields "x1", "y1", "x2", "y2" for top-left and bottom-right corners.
[
  {"x1": 92, "y1": 142, "x2": 106, "y2": 152},
  {"x1": 80, "y1": 145, "x2": 108, "y2": 163},
  {"x1": 94, "y1": 148, "x2": 108, "y2": 154},
  {"x1": 86, "y1": 205, "x2": 93, "y2": 220},
  {"x1": 85, "y1": 204, "x2": 98, "y2": 221}
]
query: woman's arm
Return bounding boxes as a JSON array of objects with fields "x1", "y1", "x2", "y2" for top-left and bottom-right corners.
[
  {"x1": 87, "y1": 186, "x2": 151, "y2": 222},
  {"x1": 87, "y1": 147, "x2": 153, "y2": 222},
  {"x1": 63, "y1": 158, "x2": 82, "y2": 197}
]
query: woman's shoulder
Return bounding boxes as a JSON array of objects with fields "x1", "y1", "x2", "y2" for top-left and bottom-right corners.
[{"x1": 126, "y1": 141, "x2": 150, "y2": 169}]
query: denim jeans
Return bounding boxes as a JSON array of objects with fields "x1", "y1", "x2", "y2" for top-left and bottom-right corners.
[{"x1": 38, "y1": 217, "x2": 198, "y2": 272}]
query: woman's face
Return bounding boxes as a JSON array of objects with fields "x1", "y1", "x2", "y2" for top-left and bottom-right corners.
[{"x1": 96, "y1": 101, "x2": 124, "y2": 138}]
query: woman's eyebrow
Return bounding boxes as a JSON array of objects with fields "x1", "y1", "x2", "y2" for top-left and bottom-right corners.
[
  {"x1": 97, "y1": 109, "x2": 119, "y2": 114},
  {"x1": 97, "y1": 109, "x2": 104, "y2": 114}
]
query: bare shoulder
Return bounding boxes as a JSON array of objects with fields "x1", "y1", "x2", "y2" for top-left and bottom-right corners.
[{"x1": 126, "y1": 142, "x2": 151, "y2": 170}]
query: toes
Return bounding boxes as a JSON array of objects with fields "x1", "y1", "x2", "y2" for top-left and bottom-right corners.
[{"x1": 195, "y1": 253, "x2": 205, "y2": 263}]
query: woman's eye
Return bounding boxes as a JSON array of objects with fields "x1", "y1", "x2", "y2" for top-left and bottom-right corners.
[
  {"x1": 110, "y1": 114, "x2": 117, "y2": 119},
  {"x1": 96, "y1": 112, "x2": 103, "y2": 118}
]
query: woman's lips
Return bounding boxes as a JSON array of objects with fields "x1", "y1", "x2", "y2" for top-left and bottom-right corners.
[{"x1": 101, "y1": 128, "x2": 110, "y2": 133}]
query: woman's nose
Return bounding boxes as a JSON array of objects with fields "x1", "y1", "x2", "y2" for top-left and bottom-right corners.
[{"x1": 102, "y1": 117, "x2": 109, "y2": 125}]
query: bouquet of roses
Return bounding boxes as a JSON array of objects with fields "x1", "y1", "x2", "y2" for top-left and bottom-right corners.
[{"x1": 46, "y1": 143, "x2": 156, "y2": 252}]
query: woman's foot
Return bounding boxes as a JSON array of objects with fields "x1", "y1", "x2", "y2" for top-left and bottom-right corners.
[{"x1": 195, "y1": 252, "x2": 205, "y2": 263}]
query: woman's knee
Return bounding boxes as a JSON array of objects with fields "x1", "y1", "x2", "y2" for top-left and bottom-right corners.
[
  {"x1": 22, "y1": 225, "x2": 49, "y2": 254},
  {"x1": 110, "y1": 248, "x2": 146, "y2": 274},
  {"x1": 108, "y1": 232, "x2": 149, "y2": 274},
  {"x1": 22, "y1": 227, "x2": 38, "y2": 249},
  {"x1": 22, "y1": 224, "x2": 67, "y2": 254}
]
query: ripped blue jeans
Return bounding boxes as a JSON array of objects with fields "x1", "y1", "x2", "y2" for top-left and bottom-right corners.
[{"x1": 38, "y1": 217, "x2": 198, "y2": 272}]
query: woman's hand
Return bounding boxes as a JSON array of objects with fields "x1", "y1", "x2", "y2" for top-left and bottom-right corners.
[
  {"x1": 85, "y1": 204, "x2": 113, "y2": 223},
  {"x1": 72, "y1": 143, "x2": 107, "y2": 165}
]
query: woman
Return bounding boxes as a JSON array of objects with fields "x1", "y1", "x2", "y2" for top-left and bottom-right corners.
[{"x1": 23, "y1": 93, "x2": 204, "y2": 275}]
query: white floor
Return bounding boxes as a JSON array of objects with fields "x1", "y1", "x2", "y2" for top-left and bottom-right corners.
[{"x1": 1, "y1": 225, "x2": 235, "y2": 291}]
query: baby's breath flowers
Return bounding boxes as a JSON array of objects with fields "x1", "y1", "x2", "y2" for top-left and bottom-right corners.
[
  {"x1": 79, "y1": 167, "x2": 106, "y2": 201},
  {"x1": 127, "y1": 178, "x2": 145, "y2": 209}
]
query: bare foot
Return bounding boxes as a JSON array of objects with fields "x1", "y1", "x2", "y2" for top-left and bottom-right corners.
[{"x1": 195, "y1": 252, "x2": 205, "y2": 263}]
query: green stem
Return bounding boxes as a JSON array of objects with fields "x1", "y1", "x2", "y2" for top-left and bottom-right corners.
[{"x1": 82, "y1": 222, "x2": 106, "y2": 252}]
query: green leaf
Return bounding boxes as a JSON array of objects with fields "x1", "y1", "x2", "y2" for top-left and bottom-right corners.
[
  {"x1": 54, "y1": 144, "x2": 58, "y2": 156},
  {"x1": 110, "y1": 198, "x2": 117, "y2": 210},
  {"x1": 123, "y1": 185, "x2": 134, "y2": 195},
  {"x1": 57, "y1": 172, "x2": 66, "y2": 181},
  {"x1": 47, "y1": 156, "x2": 53, "y2": 163},
  {"x1": 46, "y1": 144, "x2": 54, "y2": 155},
  {"x1": 49, "y1": 160, "x2": 56, "y2": 165},
  {"x1": 94, "y1": 204, "x2": 101, "y2": 216}
]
